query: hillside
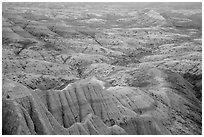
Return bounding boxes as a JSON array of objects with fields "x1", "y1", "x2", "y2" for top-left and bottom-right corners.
[{"x1": 2, "y1": 2, "x2": 202, "y2": 135}]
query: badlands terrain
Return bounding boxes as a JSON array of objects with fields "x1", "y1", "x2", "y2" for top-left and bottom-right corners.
[{"x1": 2, "y1": 2, "x2": 202, "y2": 135}]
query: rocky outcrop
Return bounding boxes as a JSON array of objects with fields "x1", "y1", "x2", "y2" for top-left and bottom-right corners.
[
  {"x1": 2, "y1": 78, "x2": 127, "y2": 135},
  {"x1": 3, "y1": 67, "x2": 201, "y2": 134}
]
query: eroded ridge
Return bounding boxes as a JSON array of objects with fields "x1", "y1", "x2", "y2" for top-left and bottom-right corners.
[{"x1": 2, "y1": 2, "x2": 202, "y2": 135}]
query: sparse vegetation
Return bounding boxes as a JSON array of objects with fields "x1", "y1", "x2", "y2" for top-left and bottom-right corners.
[{"x1": 2, "y1": 2, "x2": 202, "y2": 135}]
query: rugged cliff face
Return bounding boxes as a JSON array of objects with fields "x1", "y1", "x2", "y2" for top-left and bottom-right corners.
[{"x1": 2, "y1": 2, "x2": 202, "y2": 135}]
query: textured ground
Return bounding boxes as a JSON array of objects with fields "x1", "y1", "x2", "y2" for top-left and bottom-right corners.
[{"x1": 2, "y1": 2, "x2": 202, "y2": 135}]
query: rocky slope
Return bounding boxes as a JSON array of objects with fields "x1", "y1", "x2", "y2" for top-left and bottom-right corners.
[
  {"x1": 2, "y1": 2, "x2": 202, "y2": 135},
  {"x1": 2, "y1": 70, "x2": 201, "y2": 134}
]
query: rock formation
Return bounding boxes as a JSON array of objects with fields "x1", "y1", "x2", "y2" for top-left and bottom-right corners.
[
  {"x1": 2, "y1": 67, "x2": 201, "y2": 134},
  {"x1": 2, "y1": 2, "x2": 202, "y2": 135}
]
